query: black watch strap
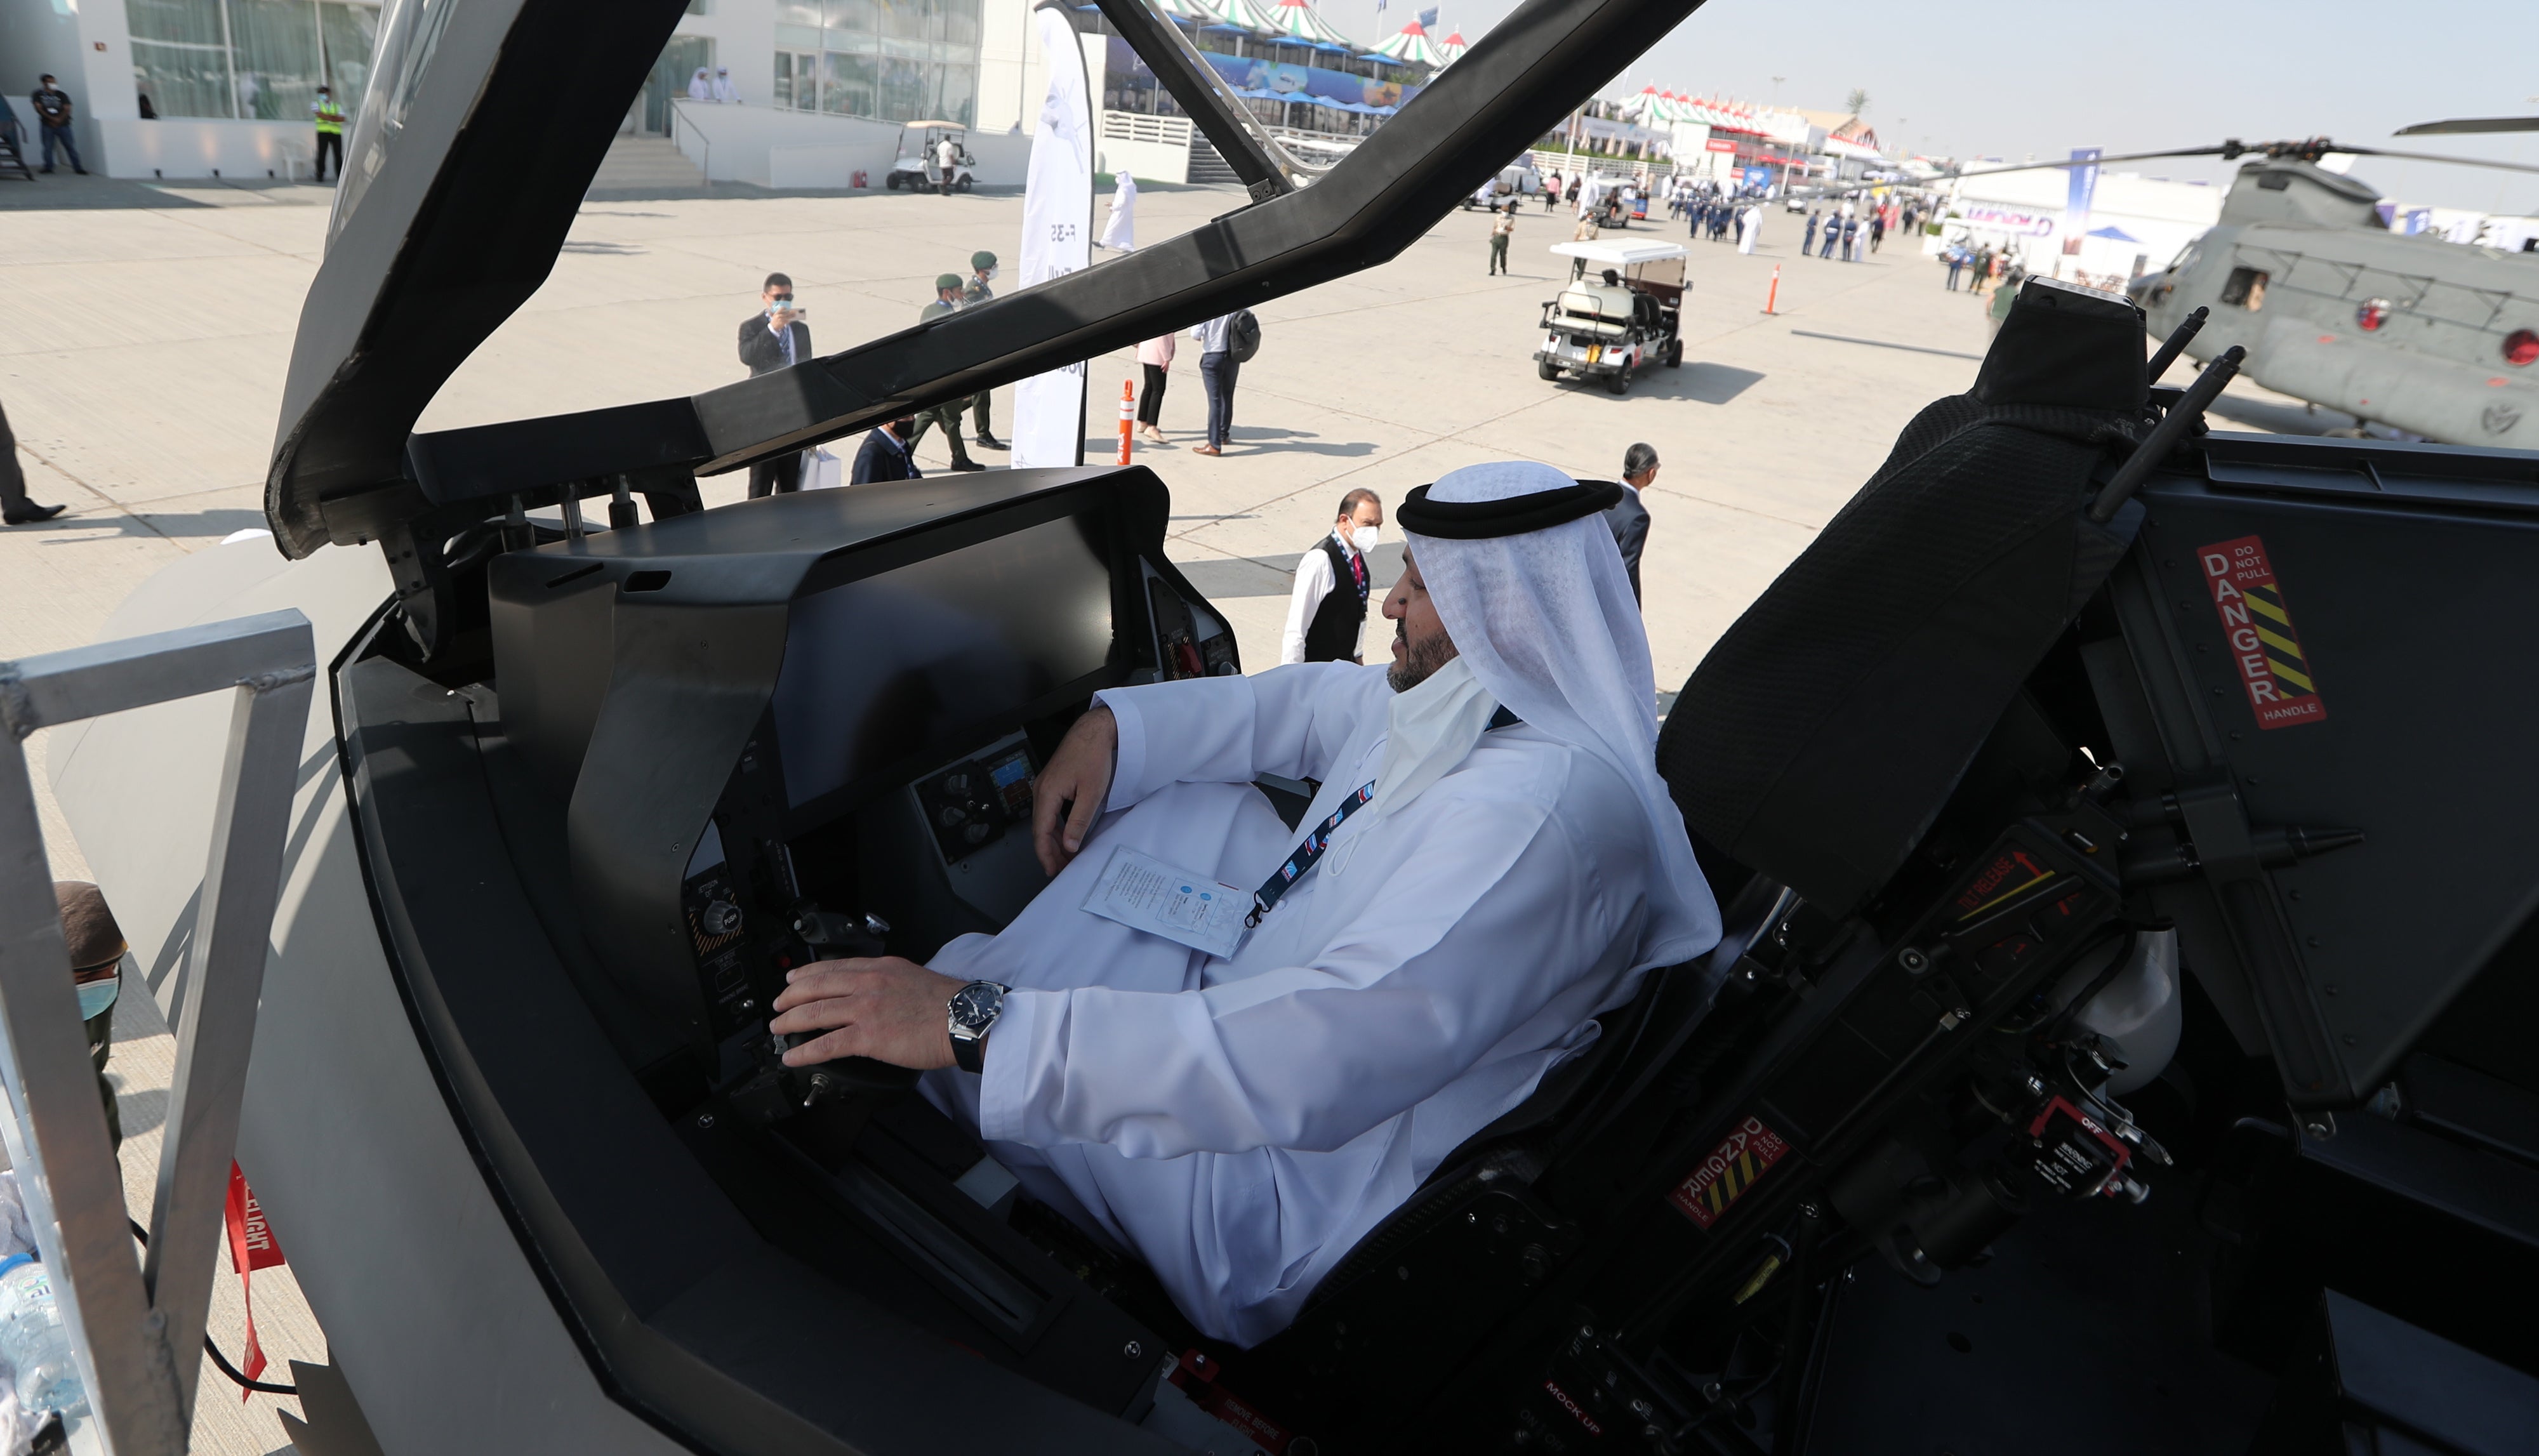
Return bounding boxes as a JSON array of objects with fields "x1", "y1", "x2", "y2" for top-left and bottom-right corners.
[{"x1": 948, "y1": 980, "x2": 1008, "y2": 1074}]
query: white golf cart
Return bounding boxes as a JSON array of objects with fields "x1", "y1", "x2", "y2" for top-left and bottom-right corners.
[
  {"x1": 886, "y1": 121, "x2": 975, "y2": 192},
  {"x1": 1536, "y1": 238, "x2": 1688, "y2": 394},
  {"x1": 1461, "y1": 159, "x2": 1544, "y2": 209}
]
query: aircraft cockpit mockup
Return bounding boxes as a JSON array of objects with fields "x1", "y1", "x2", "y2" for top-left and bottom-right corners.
[{"x1": 30, "y1": 0, "x2": 2539, "y2": 1452}]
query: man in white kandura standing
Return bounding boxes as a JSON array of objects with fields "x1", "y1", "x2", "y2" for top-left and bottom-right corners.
[{"x1": 766, "y1": 461, "x2": 1721, "y2": 1346}]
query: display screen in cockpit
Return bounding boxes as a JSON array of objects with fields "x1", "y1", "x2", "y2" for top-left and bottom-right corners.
[{"x1": 771, "y1": 513, "x2": 1115, "y2": 813}]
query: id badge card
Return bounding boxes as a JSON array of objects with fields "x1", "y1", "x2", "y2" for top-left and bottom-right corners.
[{"x1": 1082, "y1": 845, "x2": 1250, "y2": 960}]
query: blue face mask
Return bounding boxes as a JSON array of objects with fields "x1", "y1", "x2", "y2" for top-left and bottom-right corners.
[{"x1": 76, "y1": 976, "x2": 119, "y2": 1021}]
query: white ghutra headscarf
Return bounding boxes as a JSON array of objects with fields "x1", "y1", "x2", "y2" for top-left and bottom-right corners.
[{"x1": 1396, "y1": 460, "x2": 1721, "y2": 976}]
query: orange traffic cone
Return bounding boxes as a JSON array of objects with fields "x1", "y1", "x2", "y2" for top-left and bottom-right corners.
[
  {"x1": 1118, "y1": 379, "x2": 1136, "y2": 465},
  {"x1": 1763, "y1": 263, "x2": 1782, "y2": 316}
]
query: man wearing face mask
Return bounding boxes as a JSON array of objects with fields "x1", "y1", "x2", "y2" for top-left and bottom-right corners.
[
  {"x1": 760, "y1": 461, "x2": 1720, "y2": 1345},
  {"x1": 1280, "y1": 488, "x2": 1384, "y2": 665},
  {"x1": 56, "y1": 882, "x2": 127, "y2": 1151}
]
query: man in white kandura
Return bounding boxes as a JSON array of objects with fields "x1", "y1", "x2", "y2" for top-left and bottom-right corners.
[{"x1": 769, "y1": 461, "x2": 1720, "y2": 1345}]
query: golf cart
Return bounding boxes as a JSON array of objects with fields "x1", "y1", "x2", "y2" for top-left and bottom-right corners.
[
  {"x1": 885, "y1": 120, "x2": 974, "y2": 192},
  {"x1": 1460, "y1": 159, "x2": 1542, "y2": 209},
  {"x1": 1537, "y1": 237, "x2": 1687, "y2": 393}
]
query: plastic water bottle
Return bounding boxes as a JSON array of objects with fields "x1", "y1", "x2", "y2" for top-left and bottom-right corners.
[{"x1": 0, "y1": 1255, "x2": 89, "y2": 1422}]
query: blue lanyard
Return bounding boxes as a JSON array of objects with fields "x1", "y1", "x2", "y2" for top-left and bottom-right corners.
[
  {"x1": 1244, "y1": 707, "x2": 1521, "y2": 929},
  {"x1": 1249, "y1": 781, "x2": 1377, "y2": 927}
]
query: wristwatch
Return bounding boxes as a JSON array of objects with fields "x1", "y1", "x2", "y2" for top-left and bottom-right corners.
[{"x1": 946, "y1": 980, "x2": 1011, "y2": 1073}]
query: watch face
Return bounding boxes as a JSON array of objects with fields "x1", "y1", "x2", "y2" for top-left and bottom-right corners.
[{"x1": 950, "y1": 982, "x2": 1005, "y2": 1034}]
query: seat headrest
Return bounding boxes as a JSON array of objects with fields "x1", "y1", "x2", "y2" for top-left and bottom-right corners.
[{"x1": 1971, "y1": 277, "x2": 2147, "y2": 412}]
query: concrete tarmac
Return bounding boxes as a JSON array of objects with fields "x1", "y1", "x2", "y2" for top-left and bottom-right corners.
[{"x1": 0, "y1": 172, "x2": 2304, "y2": 1455}]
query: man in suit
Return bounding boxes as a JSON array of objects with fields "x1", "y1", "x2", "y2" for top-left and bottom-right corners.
[
  {"x1": 738, "y1": 272, "x2": 812, "y2": 496},
  {"x1": 851, "y1": 416, "x2": 922, "y2": 484},
  {"x1": 2, "y1": 396, "x2": 64, "y2": 525},
  {"x1": 1604, "y1": 442, "x2": 1656, "y2": 604}
]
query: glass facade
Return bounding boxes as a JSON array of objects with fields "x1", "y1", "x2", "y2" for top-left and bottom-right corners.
[
  {"x1": 774, "y1": 0, "x2": 979, "y2": 126},
  {"x1": 129, "y1": 0, "x2": 380, "y2": 122}
]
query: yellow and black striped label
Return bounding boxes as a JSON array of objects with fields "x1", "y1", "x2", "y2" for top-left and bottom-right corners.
[
  {"x1": 1669, "y1": 1115, "x2": 1792, "y2": 1230},
  {"x1": 2200, "y1": 535, "x2": 2326, "y2": 730}
]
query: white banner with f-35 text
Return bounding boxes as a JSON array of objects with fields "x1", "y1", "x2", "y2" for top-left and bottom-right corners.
[{"x1": 1010, "y1": 4, "x2": 1094, "y2": 469}]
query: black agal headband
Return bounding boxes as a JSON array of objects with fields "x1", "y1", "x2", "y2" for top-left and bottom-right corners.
[{"x1": 1396, "y1": 478, "x2": 1624, "y2": 539}]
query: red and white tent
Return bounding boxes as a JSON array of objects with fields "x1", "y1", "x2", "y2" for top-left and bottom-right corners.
[
  {"x1": 1435, "y1": 28, "x2": 1470, "y2": 64},
  {"x1": 1369, "y1": 18, "x2": 1445, "y2": 67},
  {"x1": 1262, "y1": 0, "x2": 1355, "y2": 47}
]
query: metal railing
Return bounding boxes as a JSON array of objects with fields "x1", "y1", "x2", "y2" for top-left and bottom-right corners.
[
  {"x1": 670, "y1": 102, "x2": 713, "y2": 188},
  {"x1": 0, "y1": 610, "x2": 314, "y2": 1454}
]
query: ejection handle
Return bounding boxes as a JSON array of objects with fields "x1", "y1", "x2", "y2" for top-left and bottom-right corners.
[
  {"x1": 2089, "y1": 345, "x2": 2246, "y2": 525},
  {"x1": 2144, "y1": 305, "x2": 2210, "y2": 386}
]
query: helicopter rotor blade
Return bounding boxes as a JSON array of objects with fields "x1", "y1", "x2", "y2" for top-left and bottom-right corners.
[
  {"x1": 2394, "y1": 116, "x2": 2539, "y2": 136},
  {"x1": 1939, "y1": 146, "x2": 2233, "y2": 182},
  {"x1": 2323, "y1": 145, "x2": 2539, "y2": 176}
]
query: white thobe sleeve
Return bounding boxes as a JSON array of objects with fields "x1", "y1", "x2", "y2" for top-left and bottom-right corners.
[
  {"x1": 978, "y1": 788, "x2": 1629, "y2": 1158},
  {"x1": 1278, "y1": 546, "x2": 1337, "y2": 665},
  {"x1": 1093, "y1": 663, "x2": 1386, "y2": 814}
]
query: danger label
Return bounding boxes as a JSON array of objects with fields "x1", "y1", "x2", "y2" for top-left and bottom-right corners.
[
  {"x1": 1669, "y1": 1116, "x2": 1791, "y2": 1229},
  {"x1": 1954, "y1": 845, "x2": 2057, "y2": 922},
  {"x1": 2201, "y1": 536, "x2": 2325, "y2": 730}
]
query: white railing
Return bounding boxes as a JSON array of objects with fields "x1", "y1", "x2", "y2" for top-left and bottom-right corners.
[{"x1": 1101, "y1": 110, "x2": 1193, "y2": 148}]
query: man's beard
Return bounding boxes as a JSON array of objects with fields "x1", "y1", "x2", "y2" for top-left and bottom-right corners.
[{"x1": 1388, "y1": 624, "x2": 1459, "y2": 693}]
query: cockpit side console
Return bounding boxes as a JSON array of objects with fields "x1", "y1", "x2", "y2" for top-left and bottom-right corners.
[{"x1": 487, "y1": 467, "x2": 1231, "y2": 1115}]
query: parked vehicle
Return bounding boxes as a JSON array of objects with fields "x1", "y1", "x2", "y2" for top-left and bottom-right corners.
[
  {"x1": 886, "y1": 121, "x2": 974, "y2": 192},
  {"x1": 1535, "y1": 239, "x2": 1688, "y2": 393},
  {"x1": 1461, "y1": 159, "x2": 1544, "y2": 209}
]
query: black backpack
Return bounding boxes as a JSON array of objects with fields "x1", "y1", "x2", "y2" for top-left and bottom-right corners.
[{"x1": 1228, "y1": 308, "x2": 1262, "y2": 364}]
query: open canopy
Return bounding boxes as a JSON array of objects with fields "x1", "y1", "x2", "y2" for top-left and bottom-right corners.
[{"x1": 260, "y1": 0, "x2": 1704, "y2": 559}]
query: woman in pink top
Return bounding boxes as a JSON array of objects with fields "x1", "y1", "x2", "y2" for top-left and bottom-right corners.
[{"x1": 1135, "y1": 333, "x2": 1176, "y2": 446}]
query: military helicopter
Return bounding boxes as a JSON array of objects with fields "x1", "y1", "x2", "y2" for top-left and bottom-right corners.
[{"x1": 1930, "y1": 136, "x2": 2539, "y2": 447}]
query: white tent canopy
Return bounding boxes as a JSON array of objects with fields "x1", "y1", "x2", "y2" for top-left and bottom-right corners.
[
  {"x1": 1261, "y1": 0, "x2": 1355, "y2": 47},
  {"x1": 1370, "y1": 19, "x2": 1444, "y2": 67},
  {"x1": 1198, "y1": 0, "x2": 1279, "y2": 34}
]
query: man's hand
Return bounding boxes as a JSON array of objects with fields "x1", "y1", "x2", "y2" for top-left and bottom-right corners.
[
  {"x1": 770, "y1": 956, "x2": 967, "y2": 1070},
  {"x1": 769, "y1": 307, "x2": 799, "y2": 332},
  {"x1": 1032, "y1": 703, "x2": 1117, "y2": 876}
]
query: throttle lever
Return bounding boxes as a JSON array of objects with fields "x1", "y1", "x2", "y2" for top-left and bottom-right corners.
[{"x1": 778, "y1": 910, "x2": 912, "y2": 1105}]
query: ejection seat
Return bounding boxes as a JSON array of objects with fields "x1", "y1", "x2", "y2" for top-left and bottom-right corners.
[{"x1": 1248, "y1": 277, "x2": 2161, "y2": 1441}]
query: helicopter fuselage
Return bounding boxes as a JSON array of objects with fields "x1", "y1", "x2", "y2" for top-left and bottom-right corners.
[{"x1": 2130, "y1": 162, "x2": 2539, "y2": 445}]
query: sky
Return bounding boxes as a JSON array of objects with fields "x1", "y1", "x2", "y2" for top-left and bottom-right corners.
[{"x1": 1311, "y1": 0, "x2": 2539, "y2": 215}]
